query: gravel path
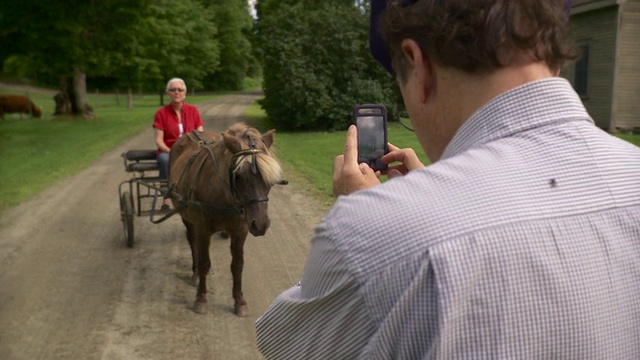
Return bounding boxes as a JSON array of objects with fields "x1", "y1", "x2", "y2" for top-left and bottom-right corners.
[{"x1": 0, "y1": 92, "x2": 328, "y2": 360}]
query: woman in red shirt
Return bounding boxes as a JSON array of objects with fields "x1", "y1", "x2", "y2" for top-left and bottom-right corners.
[{"x1": 153, "y1": 77, "x2": 204, "y2": 209}]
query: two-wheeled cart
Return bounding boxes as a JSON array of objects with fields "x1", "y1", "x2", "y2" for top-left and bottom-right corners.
[{"x1": 118, "y1": 149, "x2": 167, "y2": 248}]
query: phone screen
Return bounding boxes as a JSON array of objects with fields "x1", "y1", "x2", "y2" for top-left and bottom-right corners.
[
  {"x1": 356, "y1": 115, "x2": 387, "y2": 169},
  {"x1": 353, "y1": 104, "x2": 388, "y2": 171}
]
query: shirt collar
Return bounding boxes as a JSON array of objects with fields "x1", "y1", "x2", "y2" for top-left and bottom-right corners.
[{"x1": 441, "y1": 77, "x2": 593, "y2": 160}]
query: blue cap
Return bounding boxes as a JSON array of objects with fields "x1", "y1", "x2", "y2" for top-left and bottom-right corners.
[
  {"x1": 369, "y1": 0, "x2": 417, "y2": 75},
  {"x1": 369, "y1": 0, "x2": 572, "y2": 76}
]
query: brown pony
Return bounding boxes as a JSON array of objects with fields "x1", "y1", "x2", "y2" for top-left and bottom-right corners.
[{"x1": 168, "y1": 123, "x2": 283, "y2": 315}]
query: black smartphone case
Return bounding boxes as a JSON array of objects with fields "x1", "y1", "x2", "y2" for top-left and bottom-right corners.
[{"x1": 352, "y1": 104, "x2": 388, "y2": 171}]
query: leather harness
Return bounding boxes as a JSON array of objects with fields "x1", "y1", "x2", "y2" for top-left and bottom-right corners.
[{"x1": 151, "y1": 130, "x2": 268, "y2": 224}]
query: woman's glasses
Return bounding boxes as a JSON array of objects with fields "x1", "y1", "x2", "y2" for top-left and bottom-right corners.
[{"x1": 169, "y1": 88, "x2": 185, "y2": 93}]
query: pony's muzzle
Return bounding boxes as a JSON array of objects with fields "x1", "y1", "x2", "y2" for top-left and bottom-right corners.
[{"x1": 249, "y1": 218, "x2": 270, "y2": 237}]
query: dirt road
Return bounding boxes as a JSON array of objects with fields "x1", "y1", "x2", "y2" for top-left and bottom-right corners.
[{"x1": 0, "y1": 93, "x2": 329, "y2": 360}]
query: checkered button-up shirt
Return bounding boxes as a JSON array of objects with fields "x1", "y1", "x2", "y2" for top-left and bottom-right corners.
[{"x1": 256, "y1": 78, "x2": 640, "y2": 359}]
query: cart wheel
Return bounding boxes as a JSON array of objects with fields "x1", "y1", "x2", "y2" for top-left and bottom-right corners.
[{"x1": 121, "y1": 191, "x2": 135, "y2": 248}]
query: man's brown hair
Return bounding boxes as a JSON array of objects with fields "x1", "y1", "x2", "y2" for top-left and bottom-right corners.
[{"x1": 379, "y1": 0, "x2": 578, "y2": 81}]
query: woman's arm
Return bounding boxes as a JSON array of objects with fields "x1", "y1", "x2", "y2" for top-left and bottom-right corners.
[{"x1": 155, "y1": 128, "x2": 171, "y2": 153}]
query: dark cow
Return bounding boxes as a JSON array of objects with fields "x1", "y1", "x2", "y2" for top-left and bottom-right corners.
[{"x1": 0, "y1": 95, "x2": 42, "y2": 119}]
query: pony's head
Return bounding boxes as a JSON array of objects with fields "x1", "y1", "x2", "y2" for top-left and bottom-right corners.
[{"x1": 222, "y1": 123, "x2": 283, "y2": 236}]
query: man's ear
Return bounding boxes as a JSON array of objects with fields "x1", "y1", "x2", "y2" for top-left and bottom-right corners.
[{"x1": 400, "y1": 39, "x2": 434, "y2": 103}]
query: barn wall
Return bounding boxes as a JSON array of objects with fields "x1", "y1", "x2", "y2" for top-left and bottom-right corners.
[
  {"x1": 561, "y1": 5, "x2": 618, "y2": 130},
  {"x1": 612, "y1": 0, "x2": 640, "y2": 131}
]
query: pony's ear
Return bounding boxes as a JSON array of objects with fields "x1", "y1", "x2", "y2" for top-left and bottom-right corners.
[
  {"x1": 262, "y1": 129, "x2": 276, "y2": 149},
  {"x1": 223, "y1": 132, "x2": 243, "y2": 153}
]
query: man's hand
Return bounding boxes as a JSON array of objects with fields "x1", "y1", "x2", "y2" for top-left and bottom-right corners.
[
  {"x1": 333, "y1": 125, "x2": 381, "y2": 197},
  {"x1": 381, "y1": 143, "x2": 425, "y2": 178}
]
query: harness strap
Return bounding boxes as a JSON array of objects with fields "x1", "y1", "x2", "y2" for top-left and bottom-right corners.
[
  {"x1": 182, "y1": 199, "x2": 243, "y2": 217},
  {"x1": 150, "y1": 204, "x2": 185, "y2": 224},
  {"x1": 149, "y1": 188, "x2": 186, "y2": 224}
]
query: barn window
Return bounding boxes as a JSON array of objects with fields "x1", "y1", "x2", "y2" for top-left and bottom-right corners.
[{"x1": 574, "y1": 44, "x2": 590, "y2": 98}]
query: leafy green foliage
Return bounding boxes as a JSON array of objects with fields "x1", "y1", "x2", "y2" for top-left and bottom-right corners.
[
  {"x1": 133, "y1": 0, "x2": 221, "y2": 92},
  {"x1": 0, "y1": 0, "x2": 253, "y2": 94},
  {"x1": 255, "y1": 1, "x2": 395, "y2": 131},
  {"x1": 0, "y1": 0, "x2": 148, "y2": 79},
  {"x1": 202, "y1": 0, "x2": 255, "y2": 90}
]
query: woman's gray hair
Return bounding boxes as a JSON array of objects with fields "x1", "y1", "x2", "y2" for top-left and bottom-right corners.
[{"x1": 165, "y1": 77, "x2": 187, "y2": 92}]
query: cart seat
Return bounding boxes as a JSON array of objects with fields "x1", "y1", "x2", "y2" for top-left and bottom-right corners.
[
  {"x1": 122, "y1": 149, "x2": 160, "y2": 173},
  {"x1": 126, "y1": 162, "x2": 159, "y2": 172},
  {"x1": 124, "y1": 149, "x2": 158, "y2": 161}
]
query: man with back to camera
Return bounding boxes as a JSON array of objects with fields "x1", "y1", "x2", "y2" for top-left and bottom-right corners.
[{"x1": 256, "y1": 0, "x2": 640, "y2": 358}]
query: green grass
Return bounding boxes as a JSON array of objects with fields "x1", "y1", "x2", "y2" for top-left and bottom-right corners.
[
  {"x1": 247, "y1": 102, "x2": 430, "y2": 207},
  {"x1": 243, "y1": 76, "x2": 263, "y2": 91},
  {"x1": 0, "y1": 86, "x2": 225, "y2": 213},
  {"x1": 616, "y1": 133, "x2": 640, "y2": 147}
]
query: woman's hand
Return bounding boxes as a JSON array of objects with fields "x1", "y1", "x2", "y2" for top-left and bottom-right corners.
[
  {"x1": 333, "y1": 125, "x2": 381, "y2": 197},
  {"x1": 381, "y1": 143, "x2": 425, "y2": 178}
]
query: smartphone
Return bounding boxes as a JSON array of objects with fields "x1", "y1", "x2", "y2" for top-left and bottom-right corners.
[{"x1": 352, "y1": 104, "x2": 388, "y2": 171}]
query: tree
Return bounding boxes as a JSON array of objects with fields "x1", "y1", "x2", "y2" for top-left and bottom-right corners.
[
  {"x1": 202, "y1": 0, "x2": 255, "y2": 91},
  {"x1": 254, "y1": 0, "x2": 395, "y2": 130},
  {"x1": 112, "y1": 0, "x2": 221, "y2": 106},
  {"x1": 0, "y1": 0, "x2": 147, "y2": 118}
]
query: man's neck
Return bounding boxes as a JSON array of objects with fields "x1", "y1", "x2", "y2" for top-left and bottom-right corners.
[{"x1": 428, "y1": 61, "x2": 554, "y2": 161}]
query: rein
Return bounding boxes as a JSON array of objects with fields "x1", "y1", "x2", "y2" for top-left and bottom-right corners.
[{"x1": 151, "y1": 131, "x2": 268, "y2": 224}]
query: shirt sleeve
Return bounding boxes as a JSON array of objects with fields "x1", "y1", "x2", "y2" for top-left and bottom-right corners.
[
  {"x1": 255, "y1": 221, "x2": 375, "y2": 359},
  {"x1": 153, "y1": 108, "x2": 166, "y2": 131},
  {"x1": 194, "y1": 107, "x2": 204, "y2": 128}
]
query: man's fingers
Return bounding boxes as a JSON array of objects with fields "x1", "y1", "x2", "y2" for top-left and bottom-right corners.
[
  {"x1": 343, "y1": 125, "x2": 358, "y2": 166},
  {"x1": 333, "y1": 154, "x2": 344, "y2": 174},
  {"x1": 381, "y1": 146, "x2": 425, "y2": 172},
  {"x1": 359, "y1": 162, "x2": 373, "y2": 176},
  {"x1": 387, "y1": 169, "x2": 403, "y2": 179},
  {"x1": 381, "y1": 149, "x2": 405, "y2": 164}
]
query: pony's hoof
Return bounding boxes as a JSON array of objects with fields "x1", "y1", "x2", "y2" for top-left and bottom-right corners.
[
  {"x1": 190, "y1": 274, "x2": 198, "y2": 286},
  {"x1": 234, "y1": 304, "x2": 249, "y2": 317},
  {"x1": 193, "y1": 301, "x2": 208, "y2": 315}
]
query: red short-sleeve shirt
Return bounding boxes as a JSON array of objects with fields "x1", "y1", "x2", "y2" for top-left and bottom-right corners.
[{"x1": 153, "y1": 103, "x2": 204, "y2": 154}]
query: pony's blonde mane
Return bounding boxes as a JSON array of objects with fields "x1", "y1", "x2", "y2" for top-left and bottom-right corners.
[{"x1": 226, "y1": 123, "x2": 283, "y2": 186}]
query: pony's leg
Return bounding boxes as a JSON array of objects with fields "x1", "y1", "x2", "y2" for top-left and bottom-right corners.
[
  {"x1": 230, "y1": 228, "x2": 249, "y2": 317},
  {"x1": 181, "y1": 218, "x2": 198, "y2": 285},
  {"x1": 193, "y1": 227, "x2": 213, "y2": 315}
]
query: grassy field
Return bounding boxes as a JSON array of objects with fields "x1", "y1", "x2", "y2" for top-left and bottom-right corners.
[
  {"x1": 0, "y1": 85, "x2": 225, "y2": 213},
  {"x1": 2, "y1": 83, "x2": 639, "y2": 216}
]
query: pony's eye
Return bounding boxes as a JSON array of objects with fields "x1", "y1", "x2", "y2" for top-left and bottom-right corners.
[{"x1": 235, "y1": 174, "x2": 243, "y2": 185}]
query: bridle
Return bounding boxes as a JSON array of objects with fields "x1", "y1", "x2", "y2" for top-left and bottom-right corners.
[{"x1": 228, "y1": 147, "x2": 269, "y2": 211}]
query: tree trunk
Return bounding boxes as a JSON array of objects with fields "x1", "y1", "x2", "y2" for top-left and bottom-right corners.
[
  {"x1": 54, "y1": 77, "x2": 73, "y2": 115},
  {"x1": 73, "y1": 70, "x2": 95, "y2": 119},
  {"x1": 54, "y1": 71, "x2": 95, "y2": 119},
  {"x1": 127, "y1": 86, "x2": 133, "y2": 109}
]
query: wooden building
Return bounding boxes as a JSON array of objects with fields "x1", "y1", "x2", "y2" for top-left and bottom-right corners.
[{"x1": 561, "y1": 0, "x2": 640, "y2": 132}]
